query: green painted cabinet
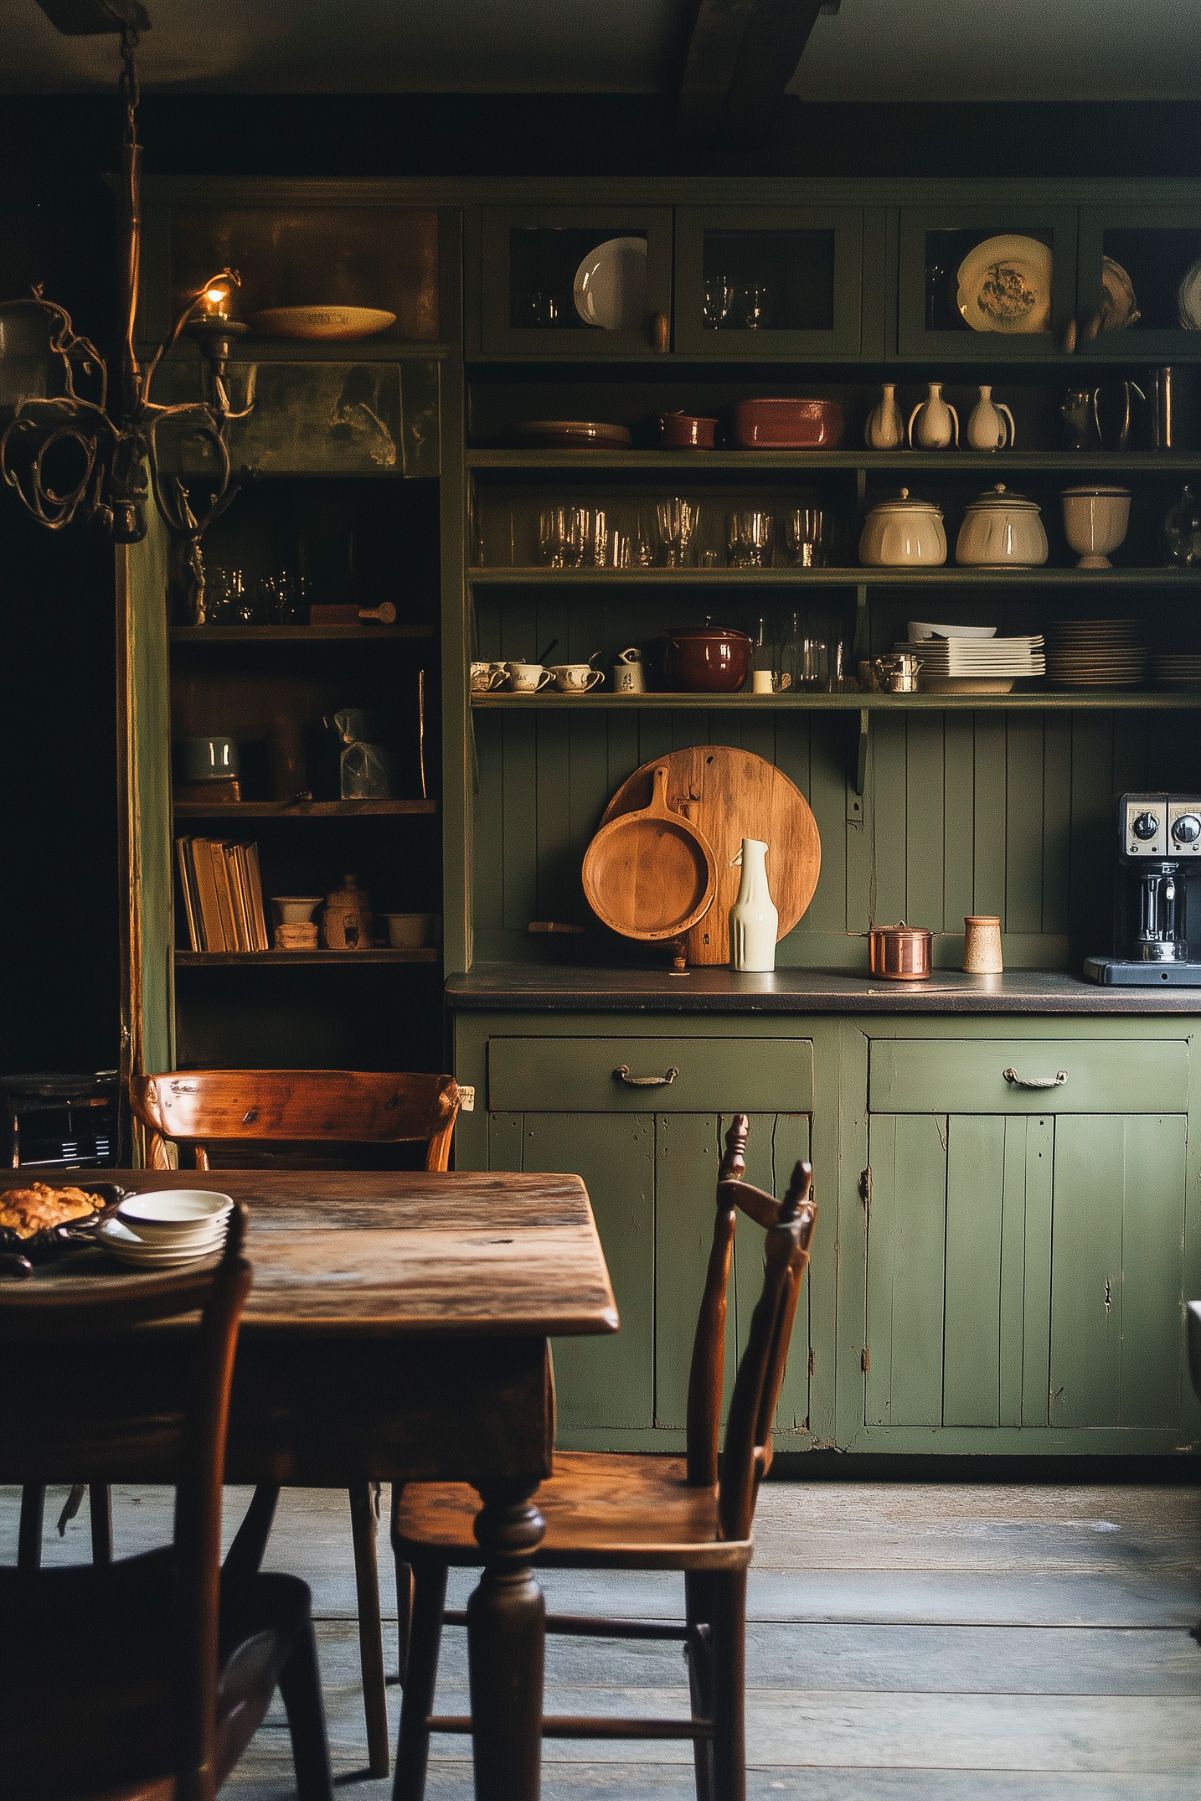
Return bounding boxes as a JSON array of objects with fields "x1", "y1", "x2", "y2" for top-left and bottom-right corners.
[{"x1": 840, "y1": 1027, "x2": 1201, "y2": 1455}]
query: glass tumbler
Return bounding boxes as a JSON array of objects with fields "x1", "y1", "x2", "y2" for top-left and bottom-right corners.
[
  {"x1": 702, "y1": 274, "x2": 735, "y2": 330},
  {"x1": 784, "y1": 506, "x2": 825, "y2": 568},
  {"x1": 726, "y1": 510, "x2": 774, "y2": 569},
  {"x1": 655, "y1": 497, "x2": 701, "y2": 568}
]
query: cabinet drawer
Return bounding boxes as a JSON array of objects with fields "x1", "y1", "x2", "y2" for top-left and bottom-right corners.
[
  {"x1": 870, "y1": 1038, "x2": 1188, "y2": 1115},
  {"x1": 488, "y1": 1036, "x2": 813, "y2": 1114}
]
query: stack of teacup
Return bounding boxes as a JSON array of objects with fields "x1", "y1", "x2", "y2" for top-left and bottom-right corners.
[{"x1": 100, "y1": 1189, "x2": 234, "y2": 1268}]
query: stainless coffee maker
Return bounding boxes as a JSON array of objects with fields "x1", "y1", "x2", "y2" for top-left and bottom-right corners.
[{"x1": 1085, "y1": 792, "x2": 1201, "y2": 985}]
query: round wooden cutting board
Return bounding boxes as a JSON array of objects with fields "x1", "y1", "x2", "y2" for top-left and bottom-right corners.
[{"x1": 600, "y1": 746, "x2": 821, "y2": 966}]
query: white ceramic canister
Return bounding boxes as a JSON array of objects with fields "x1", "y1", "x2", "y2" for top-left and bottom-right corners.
[
  {"x1": 955, "y1": 483, "x2": 1048, "y2": 568},
  {"x1": 729, "y1": 838, "x2": 778, "y2": 972},
  {"x1": 858, "y1": 489, "x2": 948, "y2": 567}
]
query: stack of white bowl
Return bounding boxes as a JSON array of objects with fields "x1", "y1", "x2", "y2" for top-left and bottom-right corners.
[
  {"x1": 100, "y1": 1190, "x2": 233, "y2": 1268},
  {"x1": 896, "y1": 621, "x2": 1046, "y2": 695}
]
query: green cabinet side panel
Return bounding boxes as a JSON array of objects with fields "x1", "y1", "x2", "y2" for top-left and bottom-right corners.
[
  {"x1": 865, "y1": 1113, "x2": 948, "y2": 1427},
  {"x1": 1050, "y1": 1114, "x2": 1188, "y2": 1431},
  {"x1": 123, "y1": 525, "x2": 174, "y2": 1078}
]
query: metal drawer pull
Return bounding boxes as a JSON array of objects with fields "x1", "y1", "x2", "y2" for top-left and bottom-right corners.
[
  {"x1": 613, "y1": 1064, "x2": 680, "y2": 1088},
  {"x1": 1003, "y1": 1066, "x2": 1068, "y2": 1090}
]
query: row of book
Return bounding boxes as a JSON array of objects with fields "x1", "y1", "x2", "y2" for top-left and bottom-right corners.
[{"x1": 176, "y1": 837, "x2": 270, "y2": 953}]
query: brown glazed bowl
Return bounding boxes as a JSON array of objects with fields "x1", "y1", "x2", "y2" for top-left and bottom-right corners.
[
  {"x1": 658, "y1": 411, "x2": 719, "y2": 449},
  {"x1": 868, "y1": 923, "x2": 933, "y2": 981},
  {"x1": 662, "y1": 625, "x2": 752, "y2": 693},
  {"x1": 731, "y1": 397, "x2": 845, "y2": 450}
]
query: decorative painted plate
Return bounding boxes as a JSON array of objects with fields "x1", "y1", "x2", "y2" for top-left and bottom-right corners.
[
  {"x1": 1098, "y1": 256, "x2": 1140, "y2": 331},
  {"x1": 572, "y1": 236, "x2": 648, "y2": 331},
  {"x1": 248, "y1": 306, "x2": 397, "y2": 341},
  {"x1": 1177, "y1": 257, "x2": 1201, "y2": 330},
  {"x1": 956, "y1": 235, "x2": 1053, "y2": 334}
]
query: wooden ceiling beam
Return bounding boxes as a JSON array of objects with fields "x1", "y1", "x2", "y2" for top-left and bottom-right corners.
[{"x1": 677, "y1": 0, "x2": 836, "y2": 144}]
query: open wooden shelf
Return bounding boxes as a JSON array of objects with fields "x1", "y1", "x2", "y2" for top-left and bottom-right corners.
[
  {"x1": 469, "y1": 566, "x2": 1195, "y2": 587},
  {"x1": 470, "y1": 690, "x2": 1201, "y2": 713},
  {"x1": 173, "y1": 799, "x2": 436, "y2": 818},
  {"x1": 171, "y1": 624, "x2": 433, "y2": 643},
  {"x1": 468, "y1": 448, "x2": 1201, "y2": 473},
  {"x1": 175, "y1": 948, "x2": 440, "y2": 967}
]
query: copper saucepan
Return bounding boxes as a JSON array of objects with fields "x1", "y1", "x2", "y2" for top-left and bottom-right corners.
[{"x1": 868, "y1": 922, "x2": 933, "y2": 981}]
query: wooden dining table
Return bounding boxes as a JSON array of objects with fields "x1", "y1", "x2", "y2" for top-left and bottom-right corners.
[{"x1": 0, "y1": 1167, "x2": 619, "y2": 1801}]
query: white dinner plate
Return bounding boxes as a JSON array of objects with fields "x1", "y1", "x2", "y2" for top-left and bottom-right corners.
[
  {"x1": 956, "y1": 234, "x2": 1053, "y2": 334},
  {"x1": 572, "y1": 237, "x2": 649, "y2": 331},
  {"x1": 100, "y1": 1217, "x2": 226, "y2": 1266},
  {"x1": 1098, "y1": 256, "x2": 1139, "y2": 331},
  {"x1": 1178, "y1": 258, "x2": 1201, "y2": 331}
]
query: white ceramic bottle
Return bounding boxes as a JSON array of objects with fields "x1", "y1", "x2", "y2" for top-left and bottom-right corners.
[
  {"x1": 965, "y1": 385, "x2": 1016, "y2": 451},
  {"x1": 865, "y1": 382, "x2": 904, "y2": 450},
  {"x1": 729, "y1": 838, "x2": 778, "y2": 972},
  {"x1": 908, "y1": 380, "x2": 959, "y2": 450}
]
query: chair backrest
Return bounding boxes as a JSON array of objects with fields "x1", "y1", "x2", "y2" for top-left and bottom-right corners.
[
  {"x1": 683, "y1": 1114, "x2": 816, "y2": 1539},
  {"x1": 0, "y1": 1203, "x2": 252, "y2": 1796},
  {"x1": 131, "y1": 1068, "x2": 462, "y2": 1171}
]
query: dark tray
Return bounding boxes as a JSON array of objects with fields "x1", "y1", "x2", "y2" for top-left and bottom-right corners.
[{"x1": 0, "y1": 1182, "x2": 125, "y2": 1279}]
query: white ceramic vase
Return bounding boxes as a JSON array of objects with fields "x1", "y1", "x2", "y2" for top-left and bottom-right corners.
[
  {"x1": 729, "y1": 838, "x2": 778, "y2": 972},
  {"x1": 908, "y1": 381, "x2": 959, "y2": 450},
  {"x1": 965, "y1": 385, "x2": 1016, "y2": 451},
  {"x1": 865, "y1": 382, "x2": 904, "y2": 450}
]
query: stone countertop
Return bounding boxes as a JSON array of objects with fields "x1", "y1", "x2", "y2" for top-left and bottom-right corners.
[{"x1": 446, "y1": 963, "x2": 1201, "y2": 1014}]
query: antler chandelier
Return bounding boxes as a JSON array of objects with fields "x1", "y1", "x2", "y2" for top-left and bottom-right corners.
[{"x1": 0, "y1": 6, "x2": 252, "y2": 543}]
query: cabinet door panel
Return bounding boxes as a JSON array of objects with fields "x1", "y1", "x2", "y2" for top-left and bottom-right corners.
[
  {"x1": 1050, "y1": 1115, "x2": 1187, "y2": 1430},
  {"x1": 734, "y1": 1111, "x2": 812, "y2": 1434},
  {"x1": 865, "y1": 1114, "x2": 948, "y2": 1427},
  {"x1": 492, "y1": 1110, "x2": 655, "y2": 1430}
]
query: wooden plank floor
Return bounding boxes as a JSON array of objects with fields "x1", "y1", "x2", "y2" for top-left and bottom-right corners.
[{"x1": 4, "y1": 1479, "x2": 1201, "y2": 1797}]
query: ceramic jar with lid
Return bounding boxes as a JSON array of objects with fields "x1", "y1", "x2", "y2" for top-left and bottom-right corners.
[
  {"x1": 858, "y1": 489, "x2": 947, "y2": 567},
  {"x1": 322, "y1": 873, "x2": 373, "y2": 950},
  {"x1": 662, "y1": 623, "x2": 752, "y2": 692},
  {"x1": 955, "y1": 483, "x2": 1049, "y2": 569}
]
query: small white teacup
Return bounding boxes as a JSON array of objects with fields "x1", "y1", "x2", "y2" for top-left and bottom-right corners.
[
  {"x1": 506, "y1": 662, "x2": 554, "y2": 693},
  {"x1": 470, "y1": 660, "x2": 506, "y2": 692},
  {"x1": 548, "y1": 663, "x2": 603, "y2": 694}
]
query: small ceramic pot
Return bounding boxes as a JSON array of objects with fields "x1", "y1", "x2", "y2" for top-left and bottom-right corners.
[
  {"x1": 858, "y1": 489, "x2": 947, "y2": 567},
  {"x1": 271, "y1": 896, "x2": 322, "y2": 926},
  {"x1": 612, "y1": 647, "x2": 646, "y2": 693},
  {"x1": 868, "y1": 923, "x2": 933, "y2": 981},
  {"x1": 963, "y1": 914, "x2": 1004, "y2": 974},
  {"x1": 730, "y1": 397, "x2": 844, "y2": 450},
  {"x1": 381, "y1": 912, "x2": 440, "y2": 949},
  {"x1": 662, "y1": 624, "x2": 752, "y2": 693},
  {"x1": 548, "y1": 663, "x2": 603, "y2": 693},
  {"x1": 177, "y1": 735, "x2": 240, "y2": 781},
  {"x1": 955, "y1": 484, "x2": 1048, "y2": 568},
  {"x1": 658, "y1": 411, "x2": 718, "y2": 449},
  {"x1": 1061, "y1": 484, "x2": 1131, "y2": 569}
]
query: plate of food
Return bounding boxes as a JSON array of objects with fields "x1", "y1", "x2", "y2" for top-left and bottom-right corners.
[
  {"x1": 0, "y1": 1180, "x2": 123, "y2": 1276},
  {"x1": 572, "y1": 237, "x2": 648, "y2": 331},
  {"x1": 248, "y1": 306, "x2": 398, "y2": 341},
  {"x1": 956, "y1": 234, "x2": 1053, "y2": 334}
]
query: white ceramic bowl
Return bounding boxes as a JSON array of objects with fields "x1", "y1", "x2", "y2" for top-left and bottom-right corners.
[
  {"x1": 117, "y1": 1190, "x2": 233, "y2": 1237},
  {"x1": 272, "y1": 896, "x2": 322, "y2": 925},
  {"x1": 382, "y1": 912, "x2": 440, "y2": 949},
  {"x1": 1061, "y1": 485, "x2": 1131, "y2": 569}
]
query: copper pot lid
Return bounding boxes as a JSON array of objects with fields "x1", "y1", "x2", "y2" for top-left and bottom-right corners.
[
  {"x1": 966, "y1": 482, "x2": 1041, "y2": 511},
  {"x1": 870, "y1": 921, "x2": 933, "y2": 941}
]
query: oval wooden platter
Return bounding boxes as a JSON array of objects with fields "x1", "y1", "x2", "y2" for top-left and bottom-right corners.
[
  {"x1": 600, "y1": 746, "x2": 820, "y2": 965},
  {"x1": 582, "y1": 765, "x2": 718, "y2": 943}
]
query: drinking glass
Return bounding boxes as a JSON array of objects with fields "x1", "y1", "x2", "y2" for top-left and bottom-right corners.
[
  {"x1": 540, "y1": 506, "x2": 590, "y2": 568},
  {"x1": 783, "y1": 506, "x2": 825, "y2": 568},
  {"x1": 655, "y1": 498, "x2": 701, "y2": 568},
  {"x1": 538, "y1": 506, "x2": 565, "y2": 567},
  {"x1": 591, "y1": 508, "x2": 610, "y2": 568},
  {"x1": 739, "y1": 284, "x2": 772, "y2": 330},
  {"x1": 206, "y1": 566, "x2": 247, "y2": 625},
  {"x1": 522, "y1": 290, "x2": 560, "y2": 327},
  {"x1": 726, "y1": 510, "x2": 774, "y2": 569},
  {"x1": 702, "y1": 274, "x2": 735, "y2": 331},
  {"x1": 565, "y1": 505, "x2": 592, "y2": 568}
]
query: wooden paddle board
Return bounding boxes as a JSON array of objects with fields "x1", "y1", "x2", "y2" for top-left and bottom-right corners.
[{"x1": 600, "y1": 746, "x2": 820, "y2": 965}]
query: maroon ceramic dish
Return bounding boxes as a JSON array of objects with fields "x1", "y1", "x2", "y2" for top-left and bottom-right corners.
[
  {"x1": 730, "y1": 397, "x2": 844, "y2": 450},
  {"x1": 662, "y1": 625, "x2": 752, "y2": 693},
  {"x1": 658, "y1": 411, "x2": 719, "y2": 450}
]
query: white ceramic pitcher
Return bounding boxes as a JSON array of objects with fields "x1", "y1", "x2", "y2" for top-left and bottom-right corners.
[
  {"x1": 729, "y1": 838, "x2": 778, "y2": 972},
  {"x1": 965, "y1": 385, "x2": 1016, "y2": 452},
  {"x1": 908, "y1": 381, "x2": 959, "y2": 450}
]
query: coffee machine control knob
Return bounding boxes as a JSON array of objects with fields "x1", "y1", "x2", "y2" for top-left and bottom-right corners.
[
  {"x1": 1132, "y1": 811, "x2": 1161, "y2": 841},
  {"x1": 1172, "y1": 813, "x2": 1201, "y2": 845}
]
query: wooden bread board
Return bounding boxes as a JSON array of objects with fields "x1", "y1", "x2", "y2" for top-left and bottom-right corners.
[{"x1": 600, "y1": 746, "x2": 820, "y2": 966}]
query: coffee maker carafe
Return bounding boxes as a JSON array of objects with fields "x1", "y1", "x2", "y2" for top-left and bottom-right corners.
[{"x1": 1084, "y1": 792, "x2": 1201, "y2": 985}]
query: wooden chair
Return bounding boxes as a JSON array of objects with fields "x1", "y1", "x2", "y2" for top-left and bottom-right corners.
[
  {"x1": 0, "y1": 1201, "x2": 332, "y2": 1801},
  {"x1": 129, "y1": 1066, "x2": 461, "y2": 1781},
  {"x1": 390, "y1": 1113, "x2": 816, "y2": 1801}
]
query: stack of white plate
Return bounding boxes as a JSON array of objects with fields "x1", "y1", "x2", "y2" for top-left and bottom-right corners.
[
  {"x1": 99, "y1": 1190, "x2": 233, "y2": 1268},
  {"x1": 1046, "y1": 620, "x2": 1148, "y2": 688},
  {"x1": 894, "y1": 631, "x2": 1045, "y2": 695},
  {"x1": 1151, "y1": 653, "x2": 1201, "y2": 689}
]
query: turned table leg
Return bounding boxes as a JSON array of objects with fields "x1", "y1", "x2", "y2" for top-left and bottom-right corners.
[{"x1": 466, "y1": 1479, "x2": 546, "y2": 1801}]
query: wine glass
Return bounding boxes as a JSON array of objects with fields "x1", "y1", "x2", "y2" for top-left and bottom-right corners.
[
  {"x1": 739, "y1": 284, "x2": 772, "y2": 330},
  {"x1": 655, "y1": 498, "x2": 701, "y2": 568},
  {"x1": 783, "y1": 506, "x2": 825, "y2": 568},
  {"x1": 726, "y1": 510, "x2": 774, "y2": 569},
  {"x1": 702, "y1": 275, "x2": 734, "y2": 331}
]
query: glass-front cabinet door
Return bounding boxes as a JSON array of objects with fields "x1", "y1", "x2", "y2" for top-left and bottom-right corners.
[
  {"x1": 674, "y1": 206, "x2": 863, "y2": 357},
  {"x1": 1076, "y1": 205, "x2": 1201, "y2": 360},
  {"x1": 479, "y1": 206, "x2": 673, "y2": 358},
  {"x1": 897, "y1": 204, "x2": 1078, "y2": 359}
]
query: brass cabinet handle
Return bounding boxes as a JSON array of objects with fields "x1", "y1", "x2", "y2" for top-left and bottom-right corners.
[
  {"x1": 1003, "y1": 1066, "x2": 1068, "y2": 1090},
  {"x1": 613, "y1": 1063, "x2": 679, "y2": 1088}
]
